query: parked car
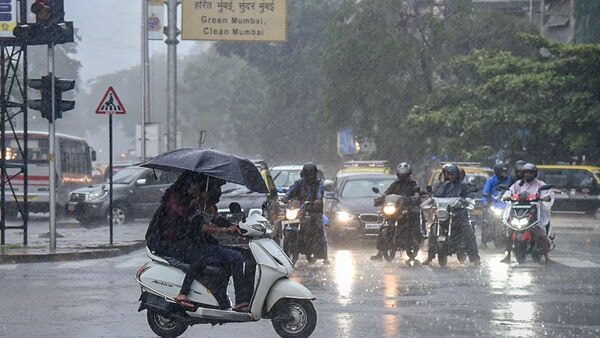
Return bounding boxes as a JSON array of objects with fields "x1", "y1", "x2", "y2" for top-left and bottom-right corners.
[
  {"x1": 536, "y1": 164, "x2": 600, "y2": 219},
  {"x1": 215, "y1": 160, "x2": 281, "y2": 244},
  {"x1": 324, "y1": 172, "x2": 397, "y2": 241},
  {"x1": 67, "y1": 166, "x2": 178, "y2": 225}
]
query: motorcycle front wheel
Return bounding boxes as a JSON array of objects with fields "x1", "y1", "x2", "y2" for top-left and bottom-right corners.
[
  {"x1": 146, "y1": 309, "x2": 188, "y2": 338},
  {"x1": 514, "y1": 241, "x2": 528, "y2": 264},
  {"x1": 271, "y1": 298, "x2": 317, "y2": 338},
  {"x1": 437, "y1": 242, "x2": 448, "y2": 267}
]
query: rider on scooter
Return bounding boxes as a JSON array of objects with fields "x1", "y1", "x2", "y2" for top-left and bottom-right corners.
[
  {"x1": 501, "y1": 163, "x2": 555, "y2": 264},
  {"x1": 370, "y1": 162, "x2": 422, "y2": 260},
  {"x1": 480, "y1": 162, "x2": 511, "y2": 248},
  {"x1": 283, "y1": 162, "x2": 329, "y2": 264},
  {"x1": 145, "y1": 171, "x2": 253, "y2": 312},
  {"x1": 423, "y1": 163, "x2": 481, "y2": 265}
]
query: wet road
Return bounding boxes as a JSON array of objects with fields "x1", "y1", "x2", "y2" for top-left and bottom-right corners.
[{"x1": 0, "y1": 214, "x2": 598, "y2": 337}]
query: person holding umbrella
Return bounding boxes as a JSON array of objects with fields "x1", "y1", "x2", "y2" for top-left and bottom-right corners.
[{"x1": 145, "y1": 171, "x2": 252, "y2": 312}]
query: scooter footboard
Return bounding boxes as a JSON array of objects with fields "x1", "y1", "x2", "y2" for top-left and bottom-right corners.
[{"x1": 265, "y1": 278, "x2": 315, "y2": 312}]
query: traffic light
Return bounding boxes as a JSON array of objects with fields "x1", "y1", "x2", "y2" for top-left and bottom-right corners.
[
  {"x1": 31, "y1": 0, "x2": 64, "y2": 27},
  {"x1": 28, "y1": 74, "x2": 52, "y2": 120},
  {"x1": 14, "y1": 0, "x2": 72, "y2": 45},
  {"x1": 28, "y1": 73, "x2": 75, "y2": 122},
  {"x1": 54, "y1": 78, "x2": 75, "y2": 118}
]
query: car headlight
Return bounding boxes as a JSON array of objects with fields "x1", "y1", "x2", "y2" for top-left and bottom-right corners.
[
  {"x1": 85, "y1": 190, "x2": 107, "y2": 201},
  {"x1": 335, "y1": 211, "x2": 354, "y2": 223}
]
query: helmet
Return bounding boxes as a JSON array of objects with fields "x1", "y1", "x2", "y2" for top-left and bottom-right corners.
[
  {"x1": 441, "y1": 163, "x2": 459, "y2": 180},
  {"x1": 514, "y1": 160, "x2": 526, "y2": 172},
  {"x1": 493, "y1": 162, "x2": 509, "y2": 177},
  {"x1": 301, "y1": 162, "x2": 318, "y2": 182},
  {"x1": 396, "y1": 162, "x2": 412, "y2": 176},
  {"x1": 521, "y1": 163, "x2": 538, "y2": 181}
]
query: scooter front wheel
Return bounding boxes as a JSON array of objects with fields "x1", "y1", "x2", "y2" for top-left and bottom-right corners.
[
  {"x1": 146, "y1": 309, "x2": 188, "y2": 338},
  {"x1": 271, "y1": 298, "x2": 317, "y2": 338}
]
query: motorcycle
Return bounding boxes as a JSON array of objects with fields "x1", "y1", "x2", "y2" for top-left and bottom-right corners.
[
  {"x1": 420, "y1": 196, "x2": 475, "y2": 267},
  {"x1": 481, "y1": 192, "x2": 509, "y2": 249},
  {"x1": 135, "y1": 202, "x2": 317, "y2": 338},
  {"x1": 500, "y1": 184, "x2": 553, "y2": 264},
  {"x1": 281, "y1": 200, "x2": 325, "y2": 265},
  {"x1": 372, "y1": 188, "x2": 425, "y2": 264}
]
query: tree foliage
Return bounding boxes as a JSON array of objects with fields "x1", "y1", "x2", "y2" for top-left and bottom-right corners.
[{"x1": 407, "y1": 34, "x2": 600, "y2": 165}]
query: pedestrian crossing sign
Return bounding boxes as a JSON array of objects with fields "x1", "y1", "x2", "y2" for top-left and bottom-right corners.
[{"x1": 96, "y1": 86, "x2": 126, "y2": 114}]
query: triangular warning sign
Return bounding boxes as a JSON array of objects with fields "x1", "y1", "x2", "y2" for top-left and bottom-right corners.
[{"x1": 96, "y1": 86, "x2": 126, "y2": 114}]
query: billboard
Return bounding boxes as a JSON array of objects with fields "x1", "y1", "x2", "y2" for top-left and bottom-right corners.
[{"x1": 181, "y1": 0, "x2": 287, "y2": 42}]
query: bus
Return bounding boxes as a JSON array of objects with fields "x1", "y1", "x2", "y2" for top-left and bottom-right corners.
[{"x1": 2, "y1": 131, "x2": 96, "y2": 216}]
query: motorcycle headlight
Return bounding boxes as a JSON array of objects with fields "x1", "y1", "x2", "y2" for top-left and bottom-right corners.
[
  {"x1": 509, "y1": 217, "x2": 529, "y2": 230},
  {"x1": 382, "y1": 204, "x2": 397, "y2": 217},
  {"x1": 285, "y1": 208, "x2": 299, "y2": 220},
  {"x1": 335, "y1": 211, "x2": 354, "y2": 223},
  {"x1": 85, "y1": 190, "x2": 107, "y2": 201},
  {"x1": 437, "y1": 209, "x2": 449, "y2": 221}
]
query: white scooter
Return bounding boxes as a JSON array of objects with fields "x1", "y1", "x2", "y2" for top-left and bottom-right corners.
[{"x1": 134, "y1": 203, "x2": 317, "y2": 338}]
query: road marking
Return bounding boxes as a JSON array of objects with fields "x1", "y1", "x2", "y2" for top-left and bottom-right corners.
[{"x1": 553, "y1": 257, "x2": 600, "y2": 268}]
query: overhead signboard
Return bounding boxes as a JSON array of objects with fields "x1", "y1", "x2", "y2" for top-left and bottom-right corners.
[
  {"x1": 181, "y1": 0, "x2": 287, "y2": 42},
  {"x1": 0, "y1": 0, "x2": 17, "y2": 39},
  {"x1": 96, "y1": 86, "x2": 126, "y2": 115}
]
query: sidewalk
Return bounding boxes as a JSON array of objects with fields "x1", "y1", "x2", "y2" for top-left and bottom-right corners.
[{"x1": 0, "y1": 217, "x2": 147, "y2": 264}]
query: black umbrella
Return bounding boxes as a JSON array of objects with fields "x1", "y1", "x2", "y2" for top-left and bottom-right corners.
[{"x1": 141, "y1": 148, "x2": 268, "y2": 193}]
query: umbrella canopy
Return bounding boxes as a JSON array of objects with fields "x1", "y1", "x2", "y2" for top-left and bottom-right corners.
[{"x1": 141, "y1": 148, "x2": 268, "y2": 193}]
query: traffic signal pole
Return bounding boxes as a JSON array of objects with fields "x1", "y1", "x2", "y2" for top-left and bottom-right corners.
[{"x1": 48, "y1": 42, "x2": 57, "y2": 252}]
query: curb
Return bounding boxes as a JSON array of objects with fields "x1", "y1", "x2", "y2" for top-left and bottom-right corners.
[{"x1": 0, "y1": 241, "x2": 146, "y2": 264}]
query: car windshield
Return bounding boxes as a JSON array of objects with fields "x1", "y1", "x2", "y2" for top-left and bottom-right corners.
[
  {"x1": 271, "y1": 169, "x2": 301, "y2": 188},
  {"x1": 111, "y1": 167, "x2": 146, "y2": 184},
  {"x1": 341, "y1": 178, "x2": 396, "y2": 198}
]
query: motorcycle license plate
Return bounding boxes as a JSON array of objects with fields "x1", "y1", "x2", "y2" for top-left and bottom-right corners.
[
  {"x1": 282, "y1": 220, "x2": 300, "y2": 226},
  {"x1": 365, "y1": 223, "x2": 381, "y2": 229}
]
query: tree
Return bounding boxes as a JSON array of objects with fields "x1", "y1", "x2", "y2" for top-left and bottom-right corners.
[{"x1": 407, "y1": 34, "x2": 600, "y2": 165}]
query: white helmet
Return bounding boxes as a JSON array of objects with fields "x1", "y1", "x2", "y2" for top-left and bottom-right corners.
[{"x1": 396, "y1": 162, "x2": 412, "y2": 176}]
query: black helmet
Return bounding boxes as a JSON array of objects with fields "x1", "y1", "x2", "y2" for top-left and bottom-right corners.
[
  {"x1": 514, "y1": 160, "x2": 526, "y2": 171},
  {"x1": 396, "y1": 162, "x2": 412, "y2": 177},
  {"x1": 493, "y1": 162, "x2": 509, "y2": 177},
  {"x1": 521, "y1": 163, "x2": 538, "y2": 181},
  {"x1": 441, "y1": 163, "x2": 459, "y2": 179},
  {"x1": 301, "y1": 162, "x2": 318, "y2": 182}
]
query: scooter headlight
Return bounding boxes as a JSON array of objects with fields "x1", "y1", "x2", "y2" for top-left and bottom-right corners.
[
  {"x1": 490, "y1": 205, "x2": 504, "y2": 217},
  {"x1": 382, "y1": 204, "x2": 397, "y2": 217},
  {"x1": 285, "y1": 208, "x2": 299, "y2": 220},
  {"x1": 335, "y1": 211, "x2": 354, "y2": 223}
]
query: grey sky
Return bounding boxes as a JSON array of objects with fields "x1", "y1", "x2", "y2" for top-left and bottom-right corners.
[{"x1": 65, "y1": 1, "x2": 200, "y2": 83}]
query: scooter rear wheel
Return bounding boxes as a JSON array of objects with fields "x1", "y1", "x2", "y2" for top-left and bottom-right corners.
[
  {"x1": 146, "y1": 309, "x2": 188, "y2": 338},
  {"x1": 271, "y1": 298, "x2": 317, "y2": 338}
]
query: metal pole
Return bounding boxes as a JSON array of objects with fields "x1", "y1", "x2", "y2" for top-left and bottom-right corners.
[
  {"x1": 141, "y1": 0, "x2": 148, "y2": 162},
  {"x1": 166, "y1": 0, "x2": 178, "y2": 150},
  {"x1": 48, "y1": 42, "x2": 56, "y2": 252}
]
